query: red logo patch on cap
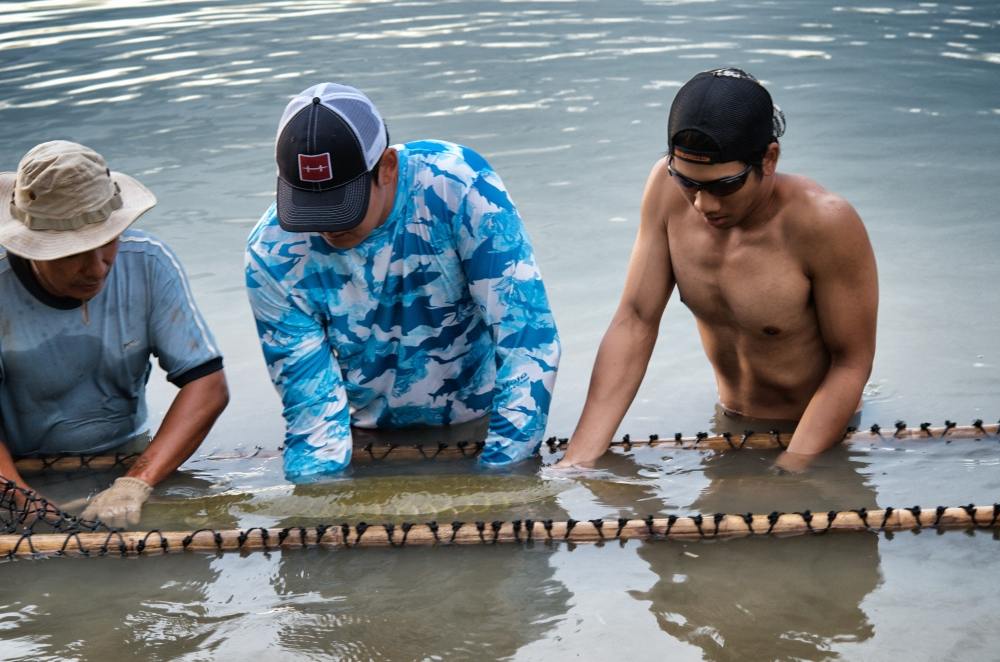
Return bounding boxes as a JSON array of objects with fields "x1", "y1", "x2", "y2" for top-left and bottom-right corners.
[{"x1": 298, "y1": 153, "x2": 333, "y2": 182}]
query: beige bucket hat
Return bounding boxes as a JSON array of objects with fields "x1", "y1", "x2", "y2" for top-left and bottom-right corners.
[{"x1": 0, "y1": 140, "x2": 156, "y2": 260}]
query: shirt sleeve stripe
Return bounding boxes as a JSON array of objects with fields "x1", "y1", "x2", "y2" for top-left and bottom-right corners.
[{"x1": 119, "y1": 235, "x2": 221, "y2": 357}]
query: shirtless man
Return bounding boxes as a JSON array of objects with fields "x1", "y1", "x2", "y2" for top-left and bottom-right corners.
[{"x1": 560, "y1": 68, "x2": 877, "y2": 469}]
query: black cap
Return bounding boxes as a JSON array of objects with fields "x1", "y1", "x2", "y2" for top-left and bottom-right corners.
[
  {"x1": 667, "y1": 68, "x2": 785, "y2": 164},
  {"x1": 276, "y1": 98, "x2": 372, "y2": 233}
]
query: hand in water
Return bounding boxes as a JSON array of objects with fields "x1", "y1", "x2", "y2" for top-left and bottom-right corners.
[
  {"x1": 71, "y1": 477, "x2": 153, "y2": 529},
  {"x1": 773, "y1": 450, "x2": 817, "y2": 474}
]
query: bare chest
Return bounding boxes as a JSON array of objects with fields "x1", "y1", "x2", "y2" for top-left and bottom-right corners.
[{"x1": 669, "y1": 220, "x2": 814, "y2": 337}]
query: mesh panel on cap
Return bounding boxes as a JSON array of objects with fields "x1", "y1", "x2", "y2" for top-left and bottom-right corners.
[
  {"x1": 668, "y1": 69, "x2": 780, "y2": 164},
  {"x1": 328, "y1": 97, "x2": 386, "y2": 169}
]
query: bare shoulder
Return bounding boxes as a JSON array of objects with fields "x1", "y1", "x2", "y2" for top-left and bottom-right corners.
[
  {"x1": 641, "y1": 157, "x2": 691, "y2": 228},
  {"x1": 779, "y1": 174, "x2": 871, "y2": 259}
]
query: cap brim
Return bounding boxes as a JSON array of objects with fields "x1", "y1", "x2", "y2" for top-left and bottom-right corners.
[
  {"x1": 0, "y1": 171, "x2": 156, "y2": 261},
  {"x1": 276, "y1": 172, "x2": 371, "y2": 233}
]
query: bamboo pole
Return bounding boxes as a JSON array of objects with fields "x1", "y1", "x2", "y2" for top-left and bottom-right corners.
[
  {"x1": 2, "y1": 504, "x2": 997, "y2": 558},
  {"x1": 14, "y1": 420, "x2": 1000, "y2": 473}
]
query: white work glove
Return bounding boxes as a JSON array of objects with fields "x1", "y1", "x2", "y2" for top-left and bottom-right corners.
[{"x1": 79, "y1": 477, "x2": 153, "y2": 529}]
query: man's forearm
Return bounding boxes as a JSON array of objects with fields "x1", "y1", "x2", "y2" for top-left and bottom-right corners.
[
  {"x1": 0, "y1": 441, "x2": 28, "y2": 488},
  {"x1": 561, "y1": 315, "x2": 659, "y2": 465},
  {"x1": 126, "y1": 371, "x2": 229, "y2": 486},
  {"x1": 787, "y1": 362, "x2": 870, "y2": 455}
]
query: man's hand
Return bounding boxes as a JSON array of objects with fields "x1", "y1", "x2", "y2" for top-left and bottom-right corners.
[
  {"x1": 773, "y1": 450, "x2": 816, "y2": 474},
  {"x1": 78, "y1": 477, "x2": 152, "y2": 528}
]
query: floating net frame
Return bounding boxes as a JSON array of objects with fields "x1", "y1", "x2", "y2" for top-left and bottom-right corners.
[
  {"x1": 2, "y1": 498, "x2": 998, "y2": 559},
  {"x1": 13, "y1": 420, "x2": 1000, "y2": 473}
]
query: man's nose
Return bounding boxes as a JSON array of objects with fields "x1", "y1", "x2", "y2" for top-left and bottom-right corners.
[
  {"x1": 692, "y1": 190, "x2": 721, "y2": 215},
  {"x1": 80, "y1": 250, "x2": 111, "y2": 279}
]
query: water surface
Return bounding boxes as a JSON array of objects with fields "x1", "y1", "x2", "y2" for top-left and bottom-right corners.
[{"x1": 2, "y1": 1, "x2": 1000, "y2": 659}]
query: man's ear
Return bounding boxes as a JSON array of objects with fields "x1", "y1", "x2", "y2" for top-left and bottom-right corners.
[
  {"x1": 762, "y1": 142, "x2": 780, "y2": 176},
  {"x1": 377, "y1": 148, "x2": 398, "y2": 186}
]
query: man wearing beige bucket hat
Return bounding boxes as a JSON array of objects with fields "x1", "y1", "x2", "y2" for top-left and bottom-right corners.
[{"x1": 0, "y1": 140, "x2": 229, "y2": 528}]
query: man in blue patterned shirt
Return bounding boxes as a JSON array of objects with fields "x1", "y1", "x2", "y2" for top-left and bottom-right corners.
[{"x1": 246, "y1": 83, "x2": 560, "y2": 482}]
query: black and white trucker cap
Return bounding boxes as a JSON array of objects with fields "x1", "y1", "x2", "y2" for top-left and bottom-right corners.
[{"x1": 275, "y1": 83, "x2": 388, "y2": 232}]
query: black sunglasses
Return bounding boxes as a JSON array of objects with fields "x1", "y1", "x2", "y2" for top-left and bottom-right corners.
[{"x1": 667, "y1": 156, "x2": 755, "y2": 197}]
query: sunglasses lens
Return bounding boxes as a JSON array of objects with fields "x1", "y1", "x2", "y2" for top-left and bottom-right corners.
[{"x1": 706, "y1": 176, "x2": 748, "y2": 197}]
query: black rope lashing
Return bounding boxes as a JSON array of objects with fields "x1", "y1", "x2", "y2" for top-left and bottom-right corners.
[
  {"x1": 474, "y1": 520, "x2": 486, "y2": 543},
  {"x1": 428, "y1": 521, "x2": 440, "y2": 543},
  {"x1": 853, "y1": 508, "x2": 870, "y2": 529},
  {"x1": 99, "y1": 530, "x2": 129, "y2": 557},
  {"x1": 238, "y1": 527, "x2": 270, "y2": 550},
  {"x1": 340, "y1": 523, "x2": 351, "y2": 548},
  {"x1": 907, "y1": 506, "x2": 922, "y2": 530},
  {"x1": 740, "y1": 430, "x2": 755, "y2": 449},
  {"x1": 991, "y1": 505, "x2": 1000, "y2": 529},
  {"x1": 137, "y1": 530, "x2": 169, "y2": 554},
  {"x1": 824, "y1": 510, "x2": 837, "y2": 533},
  {"x1": 615, "y1": 517, "x2": 628, "y2": 539},
  {"x1": 934, "y1": 506, "x2": 946, "y2": 527},
  {"x1": 880, "y1": 507, "x2": 894, "y2": 530},
  {"x1": 800, "y1": 510, "x2": 815, "y2": 533},
  {"x1": 450, "y1": 521, "x2": 463, "y2": 543},
  {"x1": 384, "y1": 522, "x2": 398, "y2": 547},
  {"x1": 645, "y1": 515, "x2": 655, "y2": 537},
  {"x1": 943, "y1": 420, "x2": 957, "y2": 436},
  {"x1": 766, "y1": 511, "x2": 780, "y2": 534},
  {"x1": 315, "y1": 524, "x2": 330, "y2": 546},
  {"x1": 770, "y1": 430, "x2": 787, "y2": 450},
  {"x1": 354, "y1": 522, "x2": 369, "y2": 545},
  {"x1": 894, "y1": 420, "x2": 907, "y2": 437},
  {"x1": 743, "y1": 512, "x2": 754, "y2": 533},
  {"x1": 962, "y1": 504, "x2": 978, "y2": 527},
  {"x1": 59, "y1": 532, "x2": 91, "y2": 557},
  {"x1": 674, "y1": 433, "x2": 683, "y2": 443},
  {"x1": 564, "y1": 518, "x2": 577, "y2": 541},
  {"x1": 544, "y1": 436, "x2": 558, "y2": 453},
  {"x1": 973, "y1": 419, "x2": 987, "y2": 436},
  {"x1": 589, "y1": 519, "x2": 605, "y2": 540},
  {"x1": 543, "y1": 519, "x2": 554, "y2": 540},
  {"x1": 9, "y1": 532, "x2": 39, "y2": 558},
  {"x1": 920, "y1": 422, "x2": 932, "y2": 437},
  {"x1": 665, "y1": 514, "x2": 678, "y2": 536},
  {"x1": 524, "y1": 518, "x2": 534, "y2": 542},
  {"x1": 695, "y1": 432, "x2": 708, "y2": 446},
  {"x1": 512, "y1": 519, "x2": 522, "y2": 543},
  {"x1": 182, "y1": 528, "x2": 223, "y2": 551},
  {"x1": 490, "y1": 520, "x2": 503, "y2": 544},
  {"x1": 712, "y1": 513, "x2": 724, "y2": 537},
  {"x1": 722, "y1": 432, "x2": 735, "y2": 449},
  {"x1": 692, "y1": 514, "x2": 705, "y2": 538},
  {"x1": 870, "y1": 423, "x2": 882, "y2": 436},
  {"x1": 622, "y1": 435, "x2": 632, "y2": 452}
]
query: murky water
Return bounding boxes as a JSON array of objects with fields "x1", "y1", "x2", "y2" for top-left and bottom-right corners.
[{"x1": 2, "y1": 0, "x2": 1000, "y2": 659}]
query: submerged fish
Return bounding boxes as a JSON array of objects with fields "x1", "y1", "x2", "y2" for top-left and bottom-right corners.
[{"x1": 141, "y1": 474, "x2": 570, "y2": 529}]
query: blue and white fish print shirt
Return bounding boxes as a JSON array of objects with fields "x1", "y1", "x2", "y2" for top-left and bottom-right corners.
[{"x1": 246, "y1": 140, "x2": 560, "y2": 481}]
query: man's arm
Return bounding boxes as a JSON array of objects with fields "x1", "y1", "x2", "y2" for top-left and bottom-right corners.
[
  {"x1": 125, "y1": 370, "x2": 229, "y2": 486},
  {"x1": 245, "y1": 236, "x2": 353, "y2": 481},
  {"x1": 559, "y1": 160, "x2": 677, "y2": 467},
  {"x1": 784, "y1": 196, "x2": 878, "y2": 459},
  {"x1": 455, "y1": 166, "x2": 561, "y2": 466}
]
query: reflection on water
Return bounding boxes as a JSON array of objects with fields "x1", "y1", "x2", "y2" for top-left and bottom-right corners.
[{"x1": 2, "y1": 0, "x2": 1000, "y2": 659}]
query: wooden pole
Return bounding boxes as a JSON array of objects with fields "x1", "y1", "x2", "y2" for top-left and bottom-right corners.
[
  {"x1": 13, "y1": 421, "x2": 1000, "y2": 473},
  {"x1": 2, "y1": 504, "x2": 997, "y2": 558}
]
